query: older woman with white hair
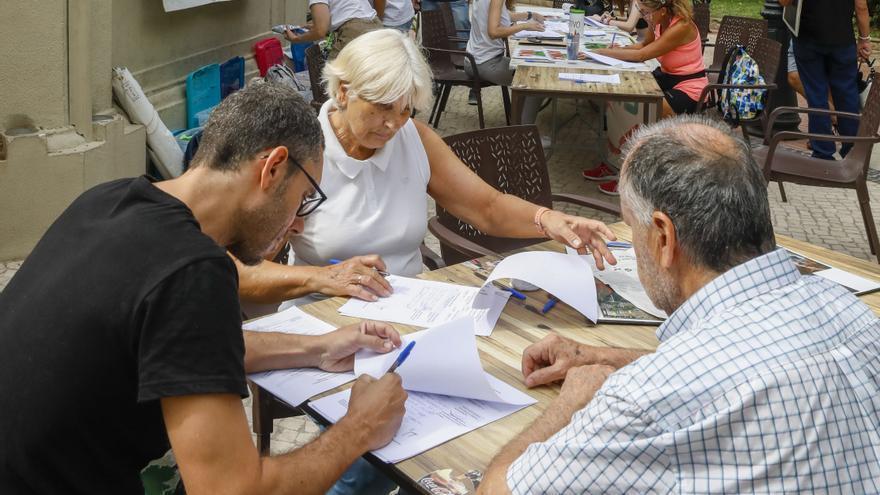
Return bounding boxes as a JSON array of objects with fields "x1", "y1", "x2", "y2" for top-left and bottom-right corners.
[{"x1": 235, "y1": 29, "x2": 617, "y2": 308}]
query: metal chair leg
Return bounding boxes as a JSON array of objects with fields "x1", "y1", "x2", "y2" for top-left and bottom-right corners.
[
  {"x1": 778, "y1": 182, "x2": 787, "y2": 202},
  {"x1": 475, "y1": 86, "x2": 485, "y2": 129},
  {"x1": 501, "y1": 86, "x2": 511, "y2": 126},
  {"x1": 857, "y1": 183, "x2": 880, "y2": 259},
  {"x1": 433, "y1": 84, "x2": 452, "y2": 129}
]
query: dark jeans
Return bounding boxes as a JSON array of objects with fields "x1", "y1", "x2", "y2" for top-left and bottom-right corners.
[{"x1": 793, "y1": 38, "x2": 860, "y2": 160}]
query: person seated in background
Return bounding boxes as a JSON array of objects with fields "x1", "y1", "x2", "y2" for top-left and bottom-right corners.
[
  {"x1": 0, "y1": 83, "x2": 409, "y2": 495},
  {"x1": 235, "y1": 29, "x2": 618, "y2": 311},
  {"x1": 284, "y1": 0, "x2": 382, "y2": 59},
  {"x1": 590, "y1": 0, "x2": 708, "y2": 118},
  {"x1": 465, "y1": 0, "x2": 546, "y2": 123},
  {"x1": 593, "y1": 0, "x2": 649, "y2": 41},
  {"x1": 477, "y1": 115, "x2": 880, "y2": 494},
  {"x1": 581, "y1": 0, "x2": 708, "y2": 196},
  {"x1": 372, "y1": 0, "x2": 416, "y2": 33}
]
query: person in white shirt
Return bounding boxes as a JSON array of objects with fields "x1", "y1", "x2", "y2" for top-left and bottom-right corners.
[
  {"x1": 284, "y1": 0, "x2": 382, "y2": 58},
  {"x1": 234, "y1": 29, "x2": 618, "y2": 310},
  {"x1": 477, "y1": 115, "x2": 880, "y2": 494},
  {"x1": 372, "y1": 0, "x2": 416, "y2": 32},
  {"x1": 466, "y1": 0, "x2": 544, "y2": 125}
]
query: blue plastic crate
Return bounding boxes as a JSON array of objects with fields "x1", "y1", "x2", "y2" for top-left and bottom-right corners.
[{"x1": 186, "y1": 63, "x2": 220, "y2": 129}]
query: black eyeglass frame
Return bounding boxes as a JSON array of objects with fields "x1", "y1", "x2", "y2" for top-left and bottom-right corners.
[{"x1": 261, "y1": 154, "x2": 327, "y2": 217}]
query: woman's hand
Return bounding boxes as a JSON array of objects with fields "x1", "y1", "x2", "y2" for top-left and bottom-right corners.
[
  {"x1": 317, "y1": 321, "x2": 402, "y2": 372},
  {"x1": 539, "y1": 210, "x2": 617, "y2": 269},
  {"x1": 307, "y1": 255, "x2": 394, "y2": 301},
  {"x1": 532, "y1": 12, "x2": 545, "y2": 23},
  {"x1": 521, "y1": 19, "x2": 545, "y2": 32}
]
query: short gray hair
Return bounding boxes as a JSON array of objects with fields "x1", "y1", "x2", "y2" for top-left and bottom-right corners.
[
  {"x1": 192, "y1": 82, "x2": 323, "y2": 176},
  {"x1": 323, "y1": 29, "x2": 434, "y2": 113},
  {"x1": 618, "y1": 114, "x2": 775, "y2": 272}
]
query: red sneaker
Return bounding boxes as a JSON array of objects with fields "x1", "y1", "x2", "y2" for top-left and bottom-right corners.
[
  {"x1": 582, "y1": 163, "x2": 619, "y2": 181},
  {"x1": 598, "y1": 180, "x2": 619, "y2": 196}
]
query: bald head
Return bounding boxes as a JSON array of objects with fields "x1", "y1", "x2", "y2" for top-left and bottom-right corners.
[{"x1": 619, "y1": 115, "x2": 775, "y2": 272}]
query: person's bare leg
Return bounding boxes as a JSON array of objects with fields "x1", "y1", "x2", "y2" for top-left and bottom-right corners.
[{"x1": 788, "y1": 71, "x2": 805, "y2": 98}]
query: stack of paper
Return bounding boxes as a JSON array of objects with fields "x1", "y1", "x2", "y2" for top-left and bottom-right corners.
[
  {"x1": 513, "y1": 29, "x2": 565, "y2": 38},
  {"x1": 559, "y1": 72, "x2": 621, "y2": 84},
  {"x1": 310, "y1": 318, "x2": 536, "y2": 463},
  {"x1": 244, "y1": 307, "x2": 356, "y2": 406},
  {"x1": 338, "y1": 275, "x2": 510, "y2": 336}
]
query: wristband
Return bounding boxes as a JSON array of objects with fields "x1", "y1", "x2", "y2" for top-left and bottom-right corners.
[
  {"x1": 859, "y1": 35, "x2": 871, "y2": 41},
  {"x1": 534, "y1": 207, "x2": 551, "y2": 235}
]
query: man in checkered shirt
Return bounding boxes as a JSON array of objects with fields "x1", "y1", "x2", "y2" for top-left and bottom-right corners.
[{"x1": 478, "y1": 115, "x2": 880, "y2": 494}]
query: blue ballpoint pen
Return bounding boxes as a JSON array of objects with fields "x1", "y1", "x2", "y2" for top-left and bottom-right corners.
[
  {"x1": 541, "y1": 296, "x2": 558, "y2": 314},
  {"x1": 329, "y1": 258, "x2": 389, "y2": 277},
  {"x1": 502, "y1": 286, "x2": 527, "y2": 300},
  {"x1": 386, "y1": 341, "x2": 416, "y2": 373},
  {"x1": 606, "y1": 241, "x2": 632, "y2": 248}
]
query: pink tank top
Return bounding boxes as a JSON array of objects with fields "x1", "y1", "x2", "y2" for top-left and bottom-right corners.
[{"x1": 655, "y1": 16, "x2": 708, "y2": 101}]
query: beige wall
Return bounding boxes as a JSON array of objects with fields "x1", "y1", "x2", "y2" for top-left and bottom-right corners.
[{"x1": 0, "y1": 0, "x2": 308, "y2": 260}]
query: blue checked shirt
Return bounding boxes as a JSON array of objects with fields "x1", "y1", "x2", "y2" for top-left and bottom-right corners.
[{"x1": 508, "y1": 248, "x2": 880, "y2": 493}]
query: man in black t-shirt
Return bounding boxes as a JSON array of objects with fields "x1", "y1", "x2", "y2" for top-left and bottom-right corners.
[
  {"x1": 0, "y1": 83, "x2": 407, "y2": 494},
  {"x1": 780, "y1": 0, "x2": 871, "y2": 160}
]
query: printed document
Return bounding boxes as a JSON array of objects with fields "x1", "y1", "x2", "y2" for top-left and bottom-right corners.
[
  {"x1": 581, "y1": 50, "x2": 646, "y2": 69},
  {"x1": 338, "y1": 275, "x2": 510, "y2": 336},
  {"x1": 476, "y1": 251, "x2": 600, "y2": 322},
  {"x1": 559, "y1": 72, "x2": 621, "y2": 84},
  {"x1": 310, "y1": 318, "x2": 536, "y2": 463},
  {"x1": 244, "y1": 306, "x2": 355, "y2": 406}
]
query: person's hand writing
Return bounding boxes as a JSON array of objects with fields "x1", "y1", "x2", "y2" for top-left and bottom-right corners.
[
  {"x1": 284, "y1": 28, "x2": 302, "y2": 43},
  {"x1": 522, "y1": 20, "x2": 545, "y2": 32},
  {"x1": 539, "y1": 210, "x2": 617, "y2": 269},
  {"x1": 557, "y1": 364, "x2": 615, "y2": 411},
  {"x1": 522, "y1": 334, "x2": 605, "y2": 387},
  {"x1": 532, "y1": 12, "x2": 546, "y2": 23},
  {"x1": 342, "y1": 373, "x2": 408, "y2": 450},
  {"x1": 308, "y1": 255, "x2": 393, "y2": 301},
  {"x1": 317, "y1": 321, "x2": 402, "y2": 372}
]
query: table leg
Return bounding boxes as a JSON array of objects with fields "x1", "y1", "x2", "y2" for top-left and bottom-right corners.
[{"x1": 510, "y1": 89, "x2": 525, "y2": 125}]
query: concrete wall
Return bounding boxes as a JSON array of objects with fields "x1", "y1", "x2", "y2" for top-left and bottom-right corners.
[{"x1": 0, "y1": 0, "x2": 308, "y2": 261}]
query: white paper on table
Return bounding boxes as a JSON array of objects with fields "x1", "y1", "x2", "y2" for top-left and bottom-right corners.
[
  {"x1": 583, "y1": 29, "x2": 607, "y2": 36},
  {"x1": 817, "y1": 268, "x2": 880, "y2": 293},
  {"x1": 475, "y1": 251, "x2": 599, "y2": 322},
  {"x1": 585, "y1": 16, "x2": 607, "y2": 28},
  {"x1": 559, "y1": 72, "x2": 621, "y2": 84},
  {"x1": 544, "y1": 21, "x2": 570, "y2": 33},
  {"x1": 338, "y1": 275, "x2": 510, "y2": 336},
  {"x1": 513, "y1": 29, "x2": 565, "y2": 38},
  {"x1": 581, "y1": 50, "x2": 646, "y2": 69},
  {"x1": 310, "y1": 375, "x2": 534, "y2": 463},
  {"x1": 355, "y1": 318, "x2": 534, "y2": 404},
  {"x1": 244, "y1": 306, "x2": 356, "y2": 406},
  {"x1": 565, "y1": 246, "x2": 667, "y2": 318}
]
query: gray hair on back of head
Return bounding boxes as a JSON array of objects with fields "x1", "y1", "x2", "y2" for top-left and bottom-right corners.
[
  {"x1": 618, "y1": 114, "x2": 776, "y2": 273},
  {"x1": 192, "y1": 81, "x2": 323, "y2": 176}
]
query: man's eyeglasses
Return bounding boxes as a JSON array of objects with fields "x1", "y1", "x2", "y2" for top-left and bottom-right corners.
[{"x1": 261, "y1": 154, "x2": 327, "y2": 217}]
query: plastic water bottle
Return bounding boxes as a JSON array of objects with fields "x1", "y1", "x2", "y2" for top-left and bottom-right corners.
[{"x1": 567, "y1": 9, "x2": 584, "y2": 60}]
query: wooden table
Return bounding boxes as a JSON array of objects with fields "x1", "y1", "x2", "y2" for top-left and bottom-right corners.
[
  {"x1": 510, "y1": 65, "x2": 664, "y2": 125},
  {"x1": 256, "y1": 223, "x2": 880, "y2": 493}
]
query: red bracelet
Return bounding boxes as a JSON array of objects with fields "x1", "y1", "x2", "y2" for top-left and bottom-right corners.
[{"x1": 534, "y1": 207, "x2": 551, "y2": 235}]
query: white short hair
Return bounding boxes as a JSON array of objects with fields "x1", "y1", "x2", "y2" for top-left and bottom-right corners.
[{"x1": 323, "y1": 29, "x2": 434, "y2": 113}]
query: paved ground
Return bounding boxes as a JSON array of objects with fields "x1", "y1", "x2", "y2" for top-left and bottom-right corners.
[{"x1": 2, "y1": 36, "x2": 880, "y2": 483}]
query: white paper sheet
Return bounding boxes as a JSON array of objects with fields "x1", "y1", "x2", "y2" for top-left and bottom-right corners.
[
  {"x1": 355, "y1": 318, "x2": 534, "y2": 404},
  {"x1": 513, "y1": 29, "x2": 565, "y2": 38},
  {"x1": 244, "y1": 306, "x2": 355, "y2": 406},
  {"x1": 559, "y1": 72, "x2": 621, "y2": 84},
  {"x1": 338, "y1": 275, "x2": 510, "y2": 336},
  {"x1": 815, "y1": 268, "x2": 880, "y2": 294},
  {"x1": 309, "y1": 375, "x2": 534, "y2": 463},
  {"x1": 581, "y1": 50, "x2": 646, "y2": 69},
  {"x1": 566, "y1": 246, "x2": 667, "y2": 318},
  {"x1": 585, "y1": 16, "x2": 608, "y2": 28},
  {"x1": 476, "y1": 251, "x2": 599, "y2": 322}
]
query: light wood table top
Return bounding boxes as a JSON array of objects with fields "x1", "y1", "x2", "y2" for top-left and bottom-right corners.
[
  {"x1": 293, "y1": 222, "x2": 880, "y2": 491},
  {"x1": 512, "y1": 65, "x2": 664, "y2": 102}
]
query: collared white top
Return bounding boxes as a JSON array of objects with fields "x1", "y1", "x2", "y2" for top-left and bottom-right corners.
[
  {"x1": 309, "y1": 0, "x2": 377, "y2": 31},
  {"x1": 288, "y1": 100, "x2": 430, "y2": 280},
  {"x1": 467, "y1": 0, "x2": 512, "y2": 65},
  {"x1": 374, "y1": 0, "x2": 415, "y2": 27},
  {"x1": 508, "y1": 248, "x2": 880, "y2": 493}
]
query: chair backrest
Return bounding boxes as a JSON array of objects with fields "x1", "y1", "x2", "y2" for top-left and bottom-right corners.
[
  {"x1": 438, "y1": 126, "x2": 553, "y2": 263},
  {"x1": 693, "y1": 3, "x2": 710, "y2": 47},
  {"x1": 710, "y1": 16, "x2": 768, "y2": 71},
  {"x1": 305, "y1": 44, "x2": 328, "y2": 107},
  {"x1": 750, "y1": 37, "x2": 782, "y2": 88},
  {"x1": 438, "y1": 2, "x2": 458, "y2": 39},
  {"x1": 850, "y1": 78, "x2": 880, "y2": 171},
  {"x1": 421, "y1": 9, "x2": 459, "y2": 74}
]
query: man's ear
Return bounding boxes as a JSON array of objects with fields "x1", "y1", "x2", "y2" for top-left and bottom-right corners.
[
  {"x1": 651, "y1": 211, "x2": 678, "y2": 269},
  {"x1": 258, "y1": 146, "x2": 289, "y2": 193}
]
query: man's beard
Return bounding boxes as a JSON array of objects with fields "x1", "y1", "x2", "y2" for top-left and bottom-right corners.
[{"x1": 228, "y1": 184, "x2": 293, "y2": 266}]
